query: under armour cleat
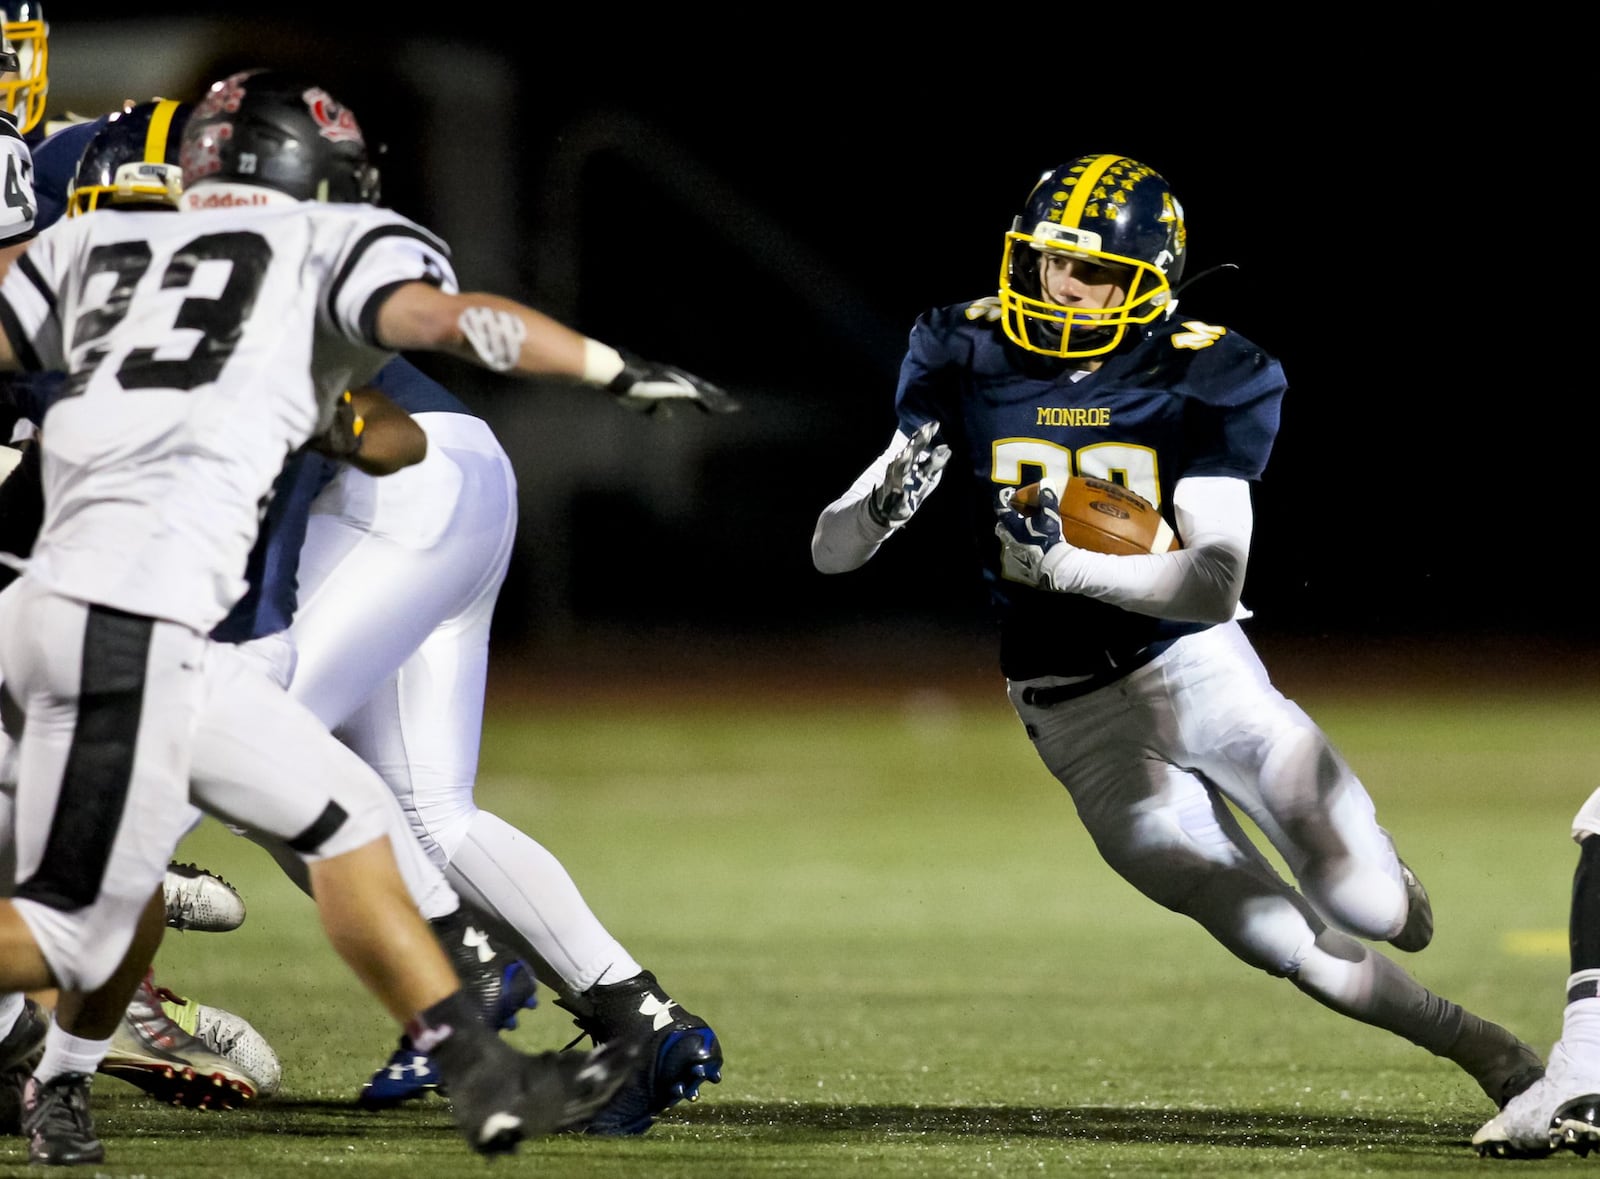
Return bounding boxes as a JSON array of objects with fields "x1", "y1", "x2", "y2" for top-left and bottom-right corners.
[
  {"x1": 1388, "y1": 857, "x2": 1434, "y2": 953},
  {"x1": 358, "y1": 1038, "x2": 445, "y2": 1109},
  {"x1": 21, "y1": 1073, "x2": 104, "y2": 1166},
  {"x1": 561, "y1": 969, "x2": 723, "y2": 1136},
  {"x1": 358, "y1": 912, "x2": 538, "y2": 1108},
  {"x1": 99, "y1": 971, "x2": 257, "y2": 1109},
  {"x1": 429, "y1": 908, "x2": 540, "y2": 1030},
  {"x1": 0, "y1": 997, "x2": 49, "y2": 1135},
  {"x1": 447, "y1": 1037, "x2": 640, "y2": 1155},
  {"x1": 158, "y1": 982, "x2": 282, "y2": 1097},
  {"x1": 164, "y1": 861, "x2": 247, "y2": 932}
]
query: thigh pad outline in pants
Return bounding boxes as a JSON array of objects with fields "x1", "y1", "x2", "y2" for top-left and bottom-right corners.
[
  {"x1": 1168, "y1": 625, "x2": 1405, "y2": 941},
  {"x1": 188, "y1": 643, "x2": 393, "y2": 862},
  {"x1": 1009, "y1": 658, "x2": 1325, "y2": 976},
  {"x1": 0, "y1": 584, "x2": 199, "y2": 992}
]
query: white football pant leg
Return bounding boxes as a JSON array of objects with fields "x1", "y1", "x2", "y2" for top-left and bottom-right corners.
[
  {"x1": 1010, "y1": 623, "x2": 1537, "y2": 1091},
  {"x1": 1010, "y1": 621, "x2": 1406, "y2": 967},
  {"x1": 286, "y1": 412, "x2": 640, "y2": 994},
  {"x1": 186, "y1": 643, "x2": 401, "y2": 867},
  {"x1": 1165, "y1": 622, "x2": 1408, "y2": 941},
  {"x1": 0, "y1": 582, "x2": 195, "y2": 992}
]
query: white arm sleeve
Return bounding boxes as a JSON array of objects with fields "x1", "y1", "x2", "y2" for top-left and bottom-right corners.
[
  {"x1": 811, "y1": 430, "x2": 909, "y2": 574},
  {"x1": 1046, "y1": 475, "x2": 1253, "y2": 623}
]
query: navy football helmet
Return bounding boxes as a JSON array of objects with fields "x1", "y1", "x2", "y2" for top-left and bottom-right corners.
[
  {"x1": 998, "y1": 154, "x2": 1187, "y2": 360},
  {"x1": 180, "y1": 69, "x2": 380, "y2": 204},
  {"x1": 0, "y1": 2, "x2": 47, "y2": 135},
  {"x1": 68, "y1": 98, "x2": 192, "y2": 215}
]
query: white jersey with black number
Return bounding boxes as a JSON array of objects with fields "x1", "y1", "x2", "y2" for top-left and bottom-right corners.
[
  {"x1": 0, "y1": 115, "x2": 36, "y2": 246},
  {"x1": 0, "y1": 195, "x2": 457, "y2": 631}
]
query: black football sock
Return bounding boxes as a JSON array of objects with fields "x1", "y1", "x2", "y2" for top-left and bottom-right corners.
[{"x1": 404, "y1": 990, "x2": 500, "y2": 1079}]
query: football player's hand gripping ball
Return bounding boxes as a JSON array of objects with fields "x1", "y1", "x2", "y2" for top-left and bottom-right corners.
[
  {"x1": 995, "y1": 484, "x2": 1074, "y2": 587},
  {"x1": 868, "y1": 420, "x2": 951, "y2": 527},
  {"x1": 609, "y1": 351, "x2": 740, "y2": 416}
]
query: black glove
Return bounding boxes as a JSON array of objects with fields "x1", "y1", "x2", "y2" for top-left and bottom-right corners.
[{"x1": 607, "y1": 353, "x2": 739, "y2": 416}]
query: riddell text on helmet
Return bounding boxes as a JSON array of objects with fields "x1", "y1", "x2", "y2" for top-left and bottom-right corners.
[{"x1": 182, "y1": 190, "x2": 278, "y2": 209}]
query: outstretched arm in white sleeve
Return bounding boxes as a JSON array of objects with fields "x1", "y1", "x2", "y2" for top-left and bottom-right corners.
[{"x1": 812, "y1": 421, "x2": 949, "y2": 574}]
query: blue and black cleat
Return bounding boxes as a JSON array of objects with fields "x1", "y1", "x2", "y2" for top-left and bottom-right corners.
[
  {"x1": 561, "y1": 969, "x2": 723, "y2": 1136},
  {"x1": 358, "y1": 914, "x2": 540, "y2": 1109}
]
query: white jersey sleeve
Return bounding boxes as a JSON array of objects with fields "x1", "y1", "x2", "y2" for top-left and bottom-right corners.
[{"x1": 0, "y1": 198, "x2": 460, "y2": 633}]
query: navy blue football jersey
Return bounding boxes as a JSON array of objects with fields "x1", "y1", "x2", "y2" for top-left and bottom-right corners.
[
  {"x1": 28, "y1": 114, "x2": 104, "y2": 229},
  {"x1": 893, "y1": 300, "x2": 1286, "y2": 680}
]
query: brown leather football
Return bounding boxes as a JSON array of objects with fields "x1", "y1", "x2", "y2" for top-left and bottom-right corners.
[{"x1": 1011, "y1": 476, "x2": 1179, "y2": 555}]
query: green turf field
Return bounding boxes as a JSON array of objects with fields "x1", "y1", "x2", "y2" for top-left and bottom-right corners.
[{"x1": 7, "y1": 654, "x2": 1598, "y2": 1176}]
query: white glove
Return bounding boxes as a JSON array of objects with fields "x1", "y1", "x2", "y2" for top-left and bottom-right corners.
[
  {"x1": 868, "y1": 421, "x2": 951, "y2": 527},
  {"x1": 994, "y1": 484, "x2": 1075, "y2": 589}
]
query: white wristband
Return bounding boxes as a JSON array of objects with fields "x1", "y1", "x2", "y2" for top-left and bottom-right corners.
[{"x1": 581, "y1": 338, "x2": 626, "y2": 386}]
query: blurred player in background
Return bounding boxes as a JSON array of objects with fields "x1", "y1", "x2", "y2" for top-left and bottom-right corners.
[
  {"x1": 0, "y1": 0, "x2": 251, "y2": 931},
  {"x1": 811, "y1": 152, "x2": 1545, "y2": 1116},
  {"x1": 0, "y1": 8, "x2": 272, "y2": 1137},
  {"x1": 27, "y1": 71, "x2": 722, "y2": 1135},
  {"x1": 1474, "y1": 815, "x2": 1600, "y2": 1158},
  {"x1": 0, "y1": 63, "x2": 757, "y2": 1161}
]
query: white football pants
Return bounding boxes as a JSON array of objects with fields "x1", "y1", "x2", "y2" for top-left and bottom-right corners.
[
  {"x1": 1006, "y1": 620, "x2": 1520, "y2": 1080},
  {"x1": 276, "y1": 411, "x2": 639, "y2": 996},
  {"x1": 0, "y1": 579, "x2": 397, "y2": 992}
]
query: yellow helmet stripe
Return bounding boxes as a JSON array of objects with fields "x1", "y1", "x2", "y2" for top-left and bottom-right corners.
[
  {"x1": 1060, "y1": 154, "x2": 1121, "y2": 226},
  {"x1": 145, "y1": 98, "x2": 181, "y2": 164}
]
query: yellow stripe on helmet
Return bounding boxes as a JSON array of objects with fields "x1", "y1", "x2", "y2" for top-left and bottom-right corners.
[
  {"x1": 145, "y1": 97, "x2": 180, "y2": 164},
  {"x1": 1059, "y1": 154, "x2": 1122, "y2": 228}
]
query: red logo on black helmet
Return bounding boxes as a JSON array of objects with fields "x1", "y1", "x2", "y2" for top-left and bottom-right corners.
[{"x1": 301, "y1": 87, "x2": 364, "y2": 145}]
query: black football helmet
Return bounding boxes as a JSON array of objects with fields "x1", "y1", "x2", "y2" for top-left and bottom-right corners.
[
  {"x1": 0, "y1": 2, "x2": 47, "y2": 135},
  {"x1": 997, "y1": 154, "x2": 1187, "y2": 360},
  {"x1": 180, "y1": 69, "x2": 380, "y2": 204},
  {"x1": 68, "y1": 98, "x2": 193, "y2": 216}
]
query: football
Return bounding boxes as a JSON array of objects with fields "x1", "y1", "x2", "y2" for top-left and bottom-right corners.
[{"x1": 1010, "y1": 476, "x2": 1179, "y2": 555}]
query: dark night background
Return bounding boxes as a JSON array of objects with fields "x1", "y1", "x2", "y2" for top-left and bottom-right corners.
[{"x1": 40, "y1": 11, "x2": 1594, "y2": 677}]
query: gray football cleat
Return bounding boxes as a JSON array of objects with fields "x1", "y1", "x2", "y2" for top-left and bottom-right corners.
[
  {"x1": 158, "y1": 982, "x2": 282, "y2": 1097},
  {"x1": 99, "y1": 971, "x2": 257, "y2": 1109},
  {"x1": 163, "y1": 861, "x2": 247, "y2": 932}
]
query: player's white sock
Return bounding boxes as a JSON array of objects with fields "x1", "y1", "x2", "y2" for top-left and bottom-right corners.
[
  {"x1": 1562, "y1": 973, "x2": 1600, "y2": 1060},
  {"x1": 34, "y1": 1022, "x2": 111, "y2": 1084}
]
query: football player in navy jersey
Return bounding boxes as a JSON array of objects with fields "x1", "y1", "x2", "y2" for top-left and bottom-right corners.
[{"x1": 813, "y1": 153, "x2": 1545, "y2": 1116}]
